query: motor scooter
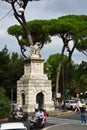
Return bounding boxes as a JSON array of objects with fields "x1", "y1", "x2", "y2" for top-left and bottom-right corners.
[
  {"x1": 30, "y1": 114, "x2": 45, "y2": 130},
  {"x1": 9, "y1": 110, "x2": 28, "y2": 121}
]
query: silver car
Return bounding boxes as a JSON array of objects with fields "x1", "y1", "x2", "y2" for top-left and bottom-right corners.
[{"x1": 65, "y1": 100, "x2": 77, "y2": 110}]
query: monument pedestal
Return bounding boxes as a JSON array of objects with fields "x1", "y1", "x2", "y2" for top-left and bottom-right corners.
[{"x1": 17, "y1": 56, "x2": 54, "y2": 112}]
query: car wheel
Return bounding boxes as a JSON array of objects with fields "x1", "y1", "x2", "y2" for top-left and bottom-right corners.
[
  {"x1": 30, "y1": 123, "x2": 34, "y2": 130},
  {"x1": 70, "y1": 106, "x2": 73, "y2": 110}
]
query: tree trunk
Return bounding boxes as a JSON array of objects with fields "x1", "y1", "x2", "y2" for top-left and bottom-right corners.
[
  {"x1": 55, "y1": 45, "x2": 65, "y2": 95},
  {"x1": 64, "y1": 42, "x2": 77, "y2": 94}
]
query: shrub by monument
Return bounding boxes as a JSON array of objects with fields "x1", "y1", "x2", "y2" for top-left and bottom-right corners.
[{"x1": 0, "y1": 88, "x2": 11, "y2": 118}]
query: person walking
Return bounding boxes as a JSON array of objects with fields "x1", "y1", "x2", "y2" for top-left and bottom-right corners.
[
  {"x1": 80, "y1": 107, "x2": 86, "y2": 125},
  {"x1": 75, "y1": 100, "x2": 82, "y2": 112}
]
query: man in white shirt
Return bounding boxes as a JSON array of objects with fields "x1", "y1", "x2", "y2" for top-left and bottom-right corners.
[
  {"x1": 38, "y1": 109, "x2": 44, "y2": 118},
  {"x1": 37, "y1": 109, "x2": 44, "y2": 125}
]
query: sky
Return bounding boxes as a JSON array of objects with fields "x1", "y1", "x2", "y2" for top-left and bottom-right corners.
[{"x1": 0, "y1": 0, "x2": 87, "y2": 64}]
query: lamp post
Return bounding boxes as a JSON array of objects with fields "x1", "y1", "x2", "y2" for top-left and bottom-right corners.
[{"x1": 11, "y1": 89, "x2": 13, "y2": 112}]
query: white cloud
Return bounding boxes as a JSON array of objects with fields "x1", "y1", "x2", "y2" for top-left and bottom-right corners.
[
  {"x1": 41, "y1": 36, "x2": 62, "y2": 58},
  {"x1": 0, "y1": 29, "x2": 6, "y2": 37}
]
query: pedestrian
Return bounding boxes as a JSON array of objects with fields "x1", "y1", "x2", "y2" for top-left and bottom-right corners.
[
  {"x1": 80, "y1": 107, "x2": 86, "y2": 125},
  {"x1": 61, "y1": 100, "x2": 64, "y2": 110},
  {"x1": 75, "y1": 99, "x2": 82, "y2": 112}
]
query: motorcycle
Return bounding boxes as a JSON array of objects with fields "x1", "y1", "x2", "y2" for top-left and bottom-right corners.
[
  {"x1": 30, "y1": 114, "x2": 45, "y2": 130},
  {"x1": 9, "y1": 110, "x2": 28, "y2": 121}
]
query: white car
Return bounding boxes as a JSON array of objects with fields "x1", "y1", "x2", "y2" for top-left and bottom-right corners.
[
  {"x1": 0, "y1": 122, "x2": 27, "y2": 130},
  {"x1": 65, "y1": 100, "x2": 77, "y2": 110}
]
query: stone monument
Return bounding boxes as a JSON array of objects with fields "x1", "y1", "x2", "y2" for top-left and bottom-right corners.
[{"x1": 17, "y1": 43, "x2": 54, "y2": 112}]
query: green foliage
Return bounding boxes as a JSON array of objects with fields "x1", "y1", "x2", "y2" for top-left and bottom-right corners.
[
  {"x1": 68, "y1": 61, "x2": 87, "y2": 95},
  {"x1": 7, "y1": 15, "x2": 87, "y2": 58},
  {"x1": 44, "y1": 15, "x2": 87, "y2": 55},
  {"x1": 0, "y1": 47, "x2": 24, "y2": 100},
  {"x1": 0, "y1": 47, "x2": 24, "y2": 118},
  {"x1": 0, "y1": 47, "x2": 10, "y2": 88},
  {"x1": 0, "y1": 88, "x2": 11, "y2": 118},
  {"x1": 8, "y1": 20, "x2": 51, "y2": 49},
  {"x1": 45, "y1": 53, "x2": 87, "y2": 97},
  {"x1": 76, "y1": 61, "x2": 87, "y2": 93},
  {"x1": 58, "y1": 15, "x2": 87, "y2": 55},
  {"x1": 8, "y1": 25, "x2": 23, "y2": 36},
  {"x1": 27, "y1": 20, "x2": 51, "y2": 45},
  {"x1": 44, "y1": 53, "x2": 68, "y2": 92}
]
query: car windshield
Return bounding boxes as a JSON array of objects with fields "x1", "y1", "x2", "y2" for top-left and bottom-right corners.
[
  {"x1": 70, "y1": 101, "x2": 76, "y2": 103},
  {"x1": 84, "y1": 100, "x2": 87, "y2": 102}
]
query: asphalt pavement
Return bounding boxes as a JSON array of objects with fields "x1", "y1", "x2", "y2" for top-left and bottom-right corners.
[
  {"x1": 42, "y1": 108, "x2": 87, "y2": 130},
  {"x1": 43, "y1": 123, "x2": 87, "y2": 130},
  {"x1": 0, "y1": 108, "x2": 81, "y2": 130}
]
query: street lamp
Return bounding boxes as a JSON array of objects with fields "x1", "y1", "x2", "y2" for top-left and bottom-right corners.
[
  {"x1": 18, "y1": 0, "x2": 24, "y2": 13},
  {"x1": 18, "y1": 7, "x2": 24, "y2": 12}
]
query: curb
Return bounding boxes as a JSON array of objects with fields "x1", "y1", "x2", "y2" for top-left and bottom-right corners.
[{"x1": 48, "y1": 110, "x2": 73, "y2": 117}]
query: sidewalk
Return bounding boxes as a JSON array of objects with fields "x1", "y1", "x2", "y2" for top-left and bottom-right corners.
[{"x1": 48, "y1": 108, "x2": 73, "y2": 117}]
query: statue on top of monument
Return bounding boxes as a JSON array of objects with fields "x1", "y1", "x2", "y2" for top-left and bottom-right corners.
[{"x1": 30, "y1": 42, "x2": 41, "y2": 56}]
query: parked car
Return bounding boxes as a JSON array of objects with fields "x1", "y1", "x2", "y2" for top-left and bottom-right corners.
[
  {"x1": 65, "y1": 100, "x2": 77, "y2": 110},
  {"x1": 82, "y1": 99, "x2": 87, "y2": 105},
  {"x1": 0, "y1": 122, "x2": 27, "y2": 130}
]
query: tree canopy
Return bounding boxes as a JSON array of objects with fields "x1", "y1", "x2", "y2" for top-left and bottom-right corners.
[
  {"x1": 7, "y1": 15, "x2": 87, "y2": 58},
  {"x1": 8, "y1": 20, "x2": 51, "y2": 57}
]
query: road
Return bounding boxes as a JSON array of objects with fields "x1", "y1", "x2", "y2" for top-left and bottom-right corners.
[
  {"x1": 44, "y1": 111, "x2": 81, "y2": 127},
  {"x1": 0, "y1": 111, "x2": 85, "y2": 130},
  {"x1": 24, "y1": 111, "x2": 82, "y2": 130},
  {"x1": 43, "y1": 124, "x2": 87, "y2": 130},
  {"x1": 42, "y1": 111, "x2": 87, "y2": 130}
]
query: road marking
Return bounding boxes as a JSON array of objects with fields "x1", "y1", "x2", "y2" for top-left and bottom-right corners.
[
  {"x1": 47, "y1": 117, "x2": 80, "y2": 124},
  {"x1": 42, "y1": 122, "x2": 85, "y2": 130}
]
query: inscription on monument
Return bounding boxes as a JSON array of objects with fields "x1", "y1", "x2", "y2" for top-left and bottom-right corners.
[{"x1": 33, "y1": 63, "x2": 41, "y2": 74}]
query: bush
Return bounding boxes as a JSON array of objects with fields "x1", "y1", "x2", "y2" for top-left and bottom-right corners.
[{"x1": 0, "y1": 88, "x2": 11, "y2": 118}]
